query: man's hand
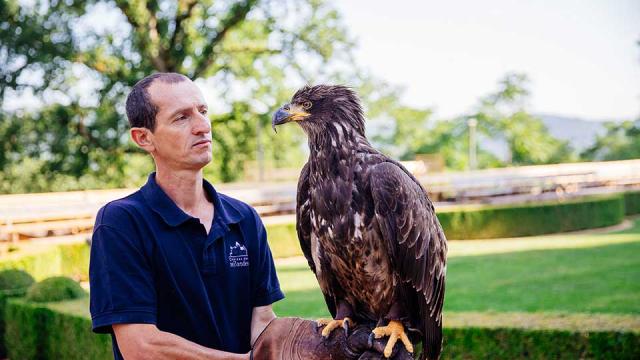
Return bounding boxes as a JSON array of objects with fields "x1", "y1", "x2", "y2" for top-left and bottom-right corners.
[
  {"x1": 113, "y1": 323, "x2": 248, "y2": 360},
  {"x1": 251, "y1": 318, "x2": 414, "y2": 360},
  {"x1": 111, "y1": 305, "x2": 276, "y2": 360}
]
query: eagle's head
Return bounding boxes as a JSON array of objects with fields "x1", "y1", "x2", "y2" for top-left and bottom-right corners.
[{"x1": 272, "y1": 85, "x2": 365, "y2": 137}]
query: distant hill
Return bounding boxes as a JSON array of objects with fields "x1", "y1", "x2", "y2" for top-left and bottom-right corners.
[
  {"x1": 480, "y1": 114, "x2": 615, "y2": 160},
  {"x1": 535, "y1": 114, "x2": 612, "y2": 152}
]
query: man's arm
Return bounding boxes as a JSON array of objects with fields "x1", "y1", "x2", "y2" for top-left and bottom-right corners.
[
  {"x1": 113, "y1": 324, "x2": 249, "y2": 360},
  {"x1": 250, "y1": 305, "x2": 276, "y2": 347}
]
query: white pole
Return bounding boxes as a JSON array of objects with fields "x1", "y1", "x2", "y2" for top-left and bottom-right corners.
[{"x1": 468, "y1": 118, "x2": 478, "y2": 171}]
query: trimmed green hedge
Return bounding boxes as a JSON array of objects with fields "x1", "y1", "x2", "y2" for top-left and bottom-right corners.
[
  {"x1": 437, "y1": 195, "x2": 625, "y2": 240},
  {"x1": 441, "y1": 311, "x2": 640, "y2": 359},
  {"x1": 4, "y1": 297, "x2": 639, "y2": 359},
  {"x1": 0, "y1": 243, "x2": 89, "y2": 357},
  {"x1": 0, "y1": 269, "x2": 34, "y2": 357},
  {"x1": 0, "y1": 288, "x2": 30, "y2": 358},
  {"x1": 624, "y1": 191, "x2": 640, "y2": 215},
  {"x1": 0, "y1": 269, "x2": 35, "y2": 291},
  {"x1": 26, "y1": 276, "x2": 87, "y2": 303},
  {"x1": 443, "y1": 326, "x2": 639, "y2": 359},
  {"x1": 264, "y1": 195, "x2": 627, "y2": 246},
  {"x1": 5, "y1": 298, "x2": 111, "y2": 360}
]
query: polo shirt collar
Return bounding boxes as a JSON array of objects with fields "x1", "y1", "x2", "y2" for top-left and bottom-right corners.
[
  {"x1": 203, "y1": 177, "x2": 244, "y2": 228},
  {"x1": 141, "y1": 172, "x2": 244, "y2": 228}
]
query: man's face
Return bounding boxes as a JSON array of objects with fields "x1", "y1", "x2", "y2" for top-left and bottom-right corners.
[{"x1": 145, "y1": 80, "x2": 212, "y2": 170}]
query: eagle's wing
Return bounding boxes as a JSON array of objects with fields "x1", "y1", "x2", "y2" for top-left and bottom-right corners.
[
  {"x1": 369, "y1": 161, "x2": 447, "y2": 360},
  {"x1": 295, "y1": 162, "x2": 337, "y2": 317},
  {"x1": 296, "y1": 162, "x2": 315, "y2": 271}
]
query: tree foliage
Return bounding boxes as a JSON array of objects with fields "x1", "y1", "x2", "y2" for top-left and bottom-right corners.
[
  {"x1": 354, "y1": 75, "x2": 434, "y2": 160},
  {"x1": 468, "y1": 73, "x2": 573, "y2": 167},
  {"x1": 0, "y1": 1, "x2": 584, "y2": 193},
  {"x1": 581, "y1": 120, "x2": 640, "y2": 161},
  {"x1": 364, "y1": 72, "x2": 572, "y2": 170},
  {"x1": 0, "y1": 0, "x2": 352, "y2": 191}
]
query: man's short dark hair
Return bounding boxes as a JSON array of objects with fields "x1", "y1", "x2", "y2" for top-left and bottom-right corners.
[{"x1": 125, "y1": 72, "x2": 189, "y2": 131}]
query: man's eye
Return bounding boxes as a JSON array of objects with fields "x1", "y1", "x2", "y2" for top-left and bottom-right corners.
[
  {"x1": 175, "y1": 115, "x2": 187, "y2": 122},
  {"x1": 200, "y1": 109, "x2": 208, "y2": 115}
]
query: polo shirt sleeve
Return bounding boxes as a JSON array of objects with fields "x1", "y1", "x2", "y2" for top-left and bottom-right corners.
[
  {"x1": 89, "y1": 213, "x2": 157, "y2": 334},
  {"x1": 249, "y1": 210, "x2": 285, "y2": 307}
]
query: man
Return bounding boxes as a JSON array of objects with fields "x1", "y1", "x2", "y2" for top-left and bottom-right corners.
[{"x1": 89, "y1": 73, "x2": 282, "y2": 359}]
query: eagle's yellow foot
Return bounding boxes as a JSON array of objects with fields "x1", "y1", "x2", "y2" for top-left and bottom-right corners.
[
  {"x1": 371, "y1": 320, "x2": 414, "y2": 358},
  {"x1": 316, "y1": 317, "x2": 353, "y2": 338}
]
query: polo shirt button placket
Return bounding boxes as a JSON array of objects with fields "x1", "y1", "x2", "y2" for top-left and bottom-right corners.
[{"x1": 202, "y1": 220, "x2": 225, "y2": 275}]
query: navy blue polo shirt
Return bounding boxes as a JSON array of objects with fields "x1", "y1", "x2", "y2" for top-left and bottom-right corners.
[{"x1": 89, "y1": 173, "x2": 284, "y2": 359}]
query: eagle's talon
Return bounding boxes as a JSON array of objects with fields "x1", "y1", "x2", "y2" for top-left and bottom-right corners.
[
  {"x1": 316, "y1": 317, "x2": 353, "y2": 338},
  {"x1": 371, "y1": 320, "x2": 414, "y2": 358},
  {"x1": 342, "y1": 317, "x2": 351, "y2": 337},
  {"x1": 316, "y1": 318, "x2": 329, "y2": 329}
]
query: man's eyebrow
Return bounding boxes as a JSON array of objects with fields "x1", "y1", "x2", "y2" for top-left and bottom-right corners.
[{"x1": 167, "y1": 103, "x2": 207, "y2": 119}]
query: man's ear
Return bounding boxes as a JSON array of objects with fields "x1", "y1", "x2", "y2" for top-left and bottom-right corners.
[{"x1": 130, "y1": 127, "x2": 155, "y2": 152}]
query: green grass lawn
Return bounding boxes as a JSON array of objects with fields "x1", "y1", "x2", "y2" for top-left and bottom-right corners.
[{"x1": 273, "y1": 219, "x2": 640, "y2": 318}]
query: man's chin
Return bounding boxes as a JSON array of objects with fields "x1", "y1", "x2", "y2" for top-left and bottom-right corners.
[
  {"x1": 195, "y1": 156, "x2": 212, "y2": 168},
  {"x1": 183, "y1": 155, "x2": 212, "y2": 171}
]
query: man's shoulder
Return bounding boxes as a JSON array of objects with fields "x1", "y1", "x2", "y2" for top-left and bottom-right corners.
[
  {"x1": 95, "y1": 190, "x2": 146, "y2": 227},
  {"x1": 217, "y1": 192, "x2": 259, "y2": 220}
]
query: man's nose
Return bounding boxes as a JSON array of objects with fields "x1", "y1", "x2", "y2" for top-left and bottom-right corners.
[{"x1": 193, "y1": 112, "x2": 211, "y2": 134}]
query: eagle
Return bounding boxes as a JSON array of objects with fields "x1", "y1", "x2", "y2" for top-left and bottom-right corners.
[{"x1": 272, "y1": 85, "x2": 447, "y2": 360}]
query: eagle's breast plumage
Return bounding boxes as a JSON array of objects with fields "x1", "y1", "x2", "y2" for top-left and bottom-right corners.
[{"x1": 308, "y1": 147, "x2": 396, "y2": 319}]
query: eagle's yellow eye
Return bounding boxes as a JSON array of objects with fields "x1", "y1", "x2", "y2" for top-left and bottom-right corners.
[{"x1": 302, "y1": 101, "x2": 312, "y2": 110}]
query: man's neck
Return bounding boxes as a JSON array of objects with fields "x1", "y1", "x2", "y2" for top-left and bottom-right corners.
[{"x1": 154, "y1": 167, "x2": 209, "y2": 214}]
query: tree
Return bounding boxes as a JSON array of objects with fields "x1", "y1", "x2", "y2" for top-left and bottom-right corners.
[
  {"x1": 362, "y1": 85, "x2": 501, "y2": 169},
  {"x1": 353, "y1": 75, "x2": 434, "y2": 160},
  {"x1": 0, "y1": 0, "x2": 353, "y2": 191},
  {"x1": 469, "y1": 73, "x2": 573, "y2": 166},
  {"x1": 362, "y1": 72, "x2": 571, "y2": 171},
  {"x1": 581, "y1": 120, "x2": 640, "y2": 161}
]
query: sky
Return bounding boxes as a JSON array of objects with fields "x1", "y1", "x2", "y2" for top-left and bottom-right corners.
[
  {"x1": 334, "y1": 0, "x2": 640, "y2": 121},
  {"x1": 5, "y1": 0, "x2": 639, "y2": 122}
]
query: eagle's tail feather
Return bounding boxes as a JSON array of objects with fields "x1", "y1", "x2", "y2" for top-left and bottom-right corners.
[{"x1": 420, "y1": 318, "x2": 442, "y2": 360}]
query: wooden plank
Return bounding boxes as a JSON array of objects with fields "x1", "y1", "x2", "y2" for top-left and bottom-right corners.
[{"x1": 0, "y1": 218, "x2": 96, "y2": 242}]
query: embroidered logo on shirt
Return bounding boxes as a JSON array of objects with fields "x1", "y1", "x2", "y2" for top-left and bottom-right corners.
[{"x1": 228, "y1": 242, "x2": 249, "y2": 268}]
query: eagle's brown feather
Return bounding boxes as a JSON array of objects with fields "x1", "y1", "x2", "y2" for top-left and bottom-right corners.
[
  {"x1": 369, "y1": 161, "x2": 447, "y2": 360},
  {"x1": 279, "y1": 85, "x2": 447, "y2": 360}
]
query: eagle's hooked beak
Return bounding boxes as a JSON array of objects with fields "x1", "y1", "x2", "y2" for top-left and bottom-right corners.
[{"x1": 272, "y1": 103, "x2": 310, "y2": 133}]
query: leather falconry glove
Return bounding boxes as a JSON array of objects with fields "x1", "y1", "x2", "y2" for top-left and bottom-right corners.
[{"x1": 251, "y1": 317, "x2": 414, "y2": 360}]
